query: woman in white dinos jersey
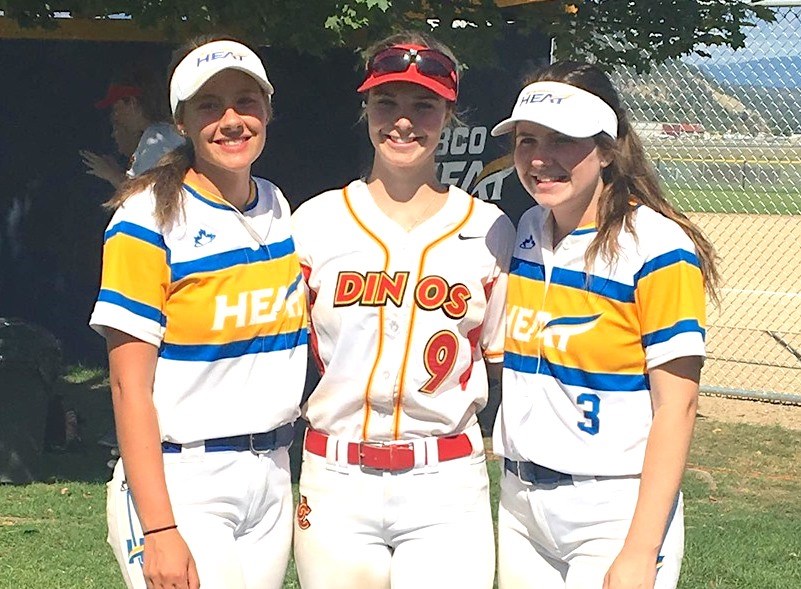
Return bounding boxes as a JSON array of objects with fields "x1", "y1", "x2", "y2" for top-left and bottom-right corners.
[
  {"x1": 89, "y1": 36, "x2": 307, "y2": 589},
  {"x1": 491, "y1": 61, "x2": 719, "y2": 589},
  {"x1": 291, "y1": 30, "x2": 515, "y2": 589}
]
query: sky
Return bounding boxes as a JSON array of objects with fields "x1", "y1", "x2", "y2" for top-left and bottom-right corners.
[{"x1": 685, "y1": 7, "x2": 801, "y2": 64}]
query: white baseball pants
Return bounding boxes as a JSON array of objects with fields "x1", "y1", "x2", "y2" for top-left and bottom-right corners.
[
  {"x1": 498, "y1": 468, "x2": 684, "y2": 589},
  {"x1": 293, "y1": 428, "x2": 495, "y2": 589},
  {"x1": 106, "y1": 445, "x2": 293, "y2": 589}
]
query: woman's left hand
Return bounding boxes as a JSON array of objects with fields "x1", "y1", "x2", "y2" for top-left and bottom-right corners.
[{"x1": 602, "y1": 547, "x2": 657, "y2": 589}]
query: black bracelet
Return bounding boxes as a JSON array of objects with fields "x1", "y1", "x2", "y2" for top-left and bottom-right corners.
[{"x1": 143, "y1": 524, "x2": 177, "y2": 536}]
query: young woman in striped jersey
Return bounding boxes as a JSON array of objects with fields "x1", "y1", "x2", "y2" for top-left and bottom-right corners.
[
  {"x1": 492, "y1": 61, "x2": 719, "y2": 589},
  {"x1": 90, "y1": 36, "x2": 307, "y2": 589}
]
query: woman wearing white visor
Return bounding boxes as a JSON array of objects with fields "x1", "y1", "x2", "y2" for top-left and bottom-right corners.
[
  {"x1": 491, "y1": 62, "x2": 719, "y2": 589},
  {"x1": 90, "y1": 36, "x2": 307, "y2": 589}
]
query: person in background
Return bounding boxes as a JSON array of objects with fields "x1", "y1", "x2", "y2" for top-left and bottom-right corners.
[
  {"x1": 81, "y1": 65, "x2": 185, "y2": 188},
  {"x1": 89, "y1": 36, "x2": 307, "y2": 589},
  {"x1": 491, "y1": 61, "x2": 719, "y2": 589},
  {"x1": 86, "y1": 65, "x2": 187, "y2": 464}
]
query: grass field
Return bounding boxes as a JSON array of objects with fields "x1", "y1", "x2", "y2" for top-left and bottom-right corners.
[
  {"x1": 666, "y1": 185, "x2": 801, "y2": 215},
  {"x1": 646, "y1": 143, "x2": 801, "y2": 163},
  {"x1": 2, "y1": 372, "x2": 800, "y2": 588},
  {"x1": 641, "y1": 141, "x2": 801, "y2": 215}
]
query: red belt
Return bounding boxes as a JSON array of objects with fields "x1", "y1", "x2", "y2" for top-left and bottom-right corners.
[{"x1": 304, "y1": 429, "x2": 473, "y2": 472}]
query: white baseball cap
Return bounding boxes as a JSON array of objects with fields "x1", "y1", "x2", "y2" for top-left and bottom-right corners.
[
  {"x1": 491, "y1": 80, "x2": 618, "y2": 139},
  {"x1": 169, "y1": 39, "x2": 274, "y2": 115}
]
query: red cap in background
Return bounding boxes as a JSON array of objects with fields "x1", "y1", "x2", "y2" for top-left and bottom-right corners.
[{"x1": 94, "y1": 84, "x2": 142, "y2": 109}]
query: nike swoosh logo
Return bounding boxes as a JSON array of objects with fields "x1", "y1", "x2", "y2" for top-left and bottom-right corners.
[{"x1": 457, "y1": 233, "x2": 483, "y2": 240}]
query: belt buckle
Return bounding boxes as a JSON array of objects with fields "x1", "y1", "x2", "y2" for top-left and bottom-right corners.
[
  {"x1": 249, "y1": 432, "x2": 273, "y2": 455},
  {"x1": 358, "y1": 441, "x2": 413, "y2": 472},
  {"x1": 357, "y1": 441, "x2": 384, "y2": 470}
]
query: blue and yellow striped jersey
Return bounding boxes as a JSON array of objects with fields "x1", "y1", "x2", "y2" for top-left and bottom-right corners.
[
  {"x1": 493, "y1": 204, "x2": 706, "y2": 476},
  {"x1": 90, "y1": 172, "x2": 308, "y2": 443}
]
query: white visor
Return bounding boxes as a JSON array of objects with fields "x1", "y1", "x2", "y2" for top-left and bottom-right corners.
[
  {"x1": 491, "y1": 81, "x2": 618, "y2": 139},
  {"x1": 169, "y1": 40, "x2": 274, "y2": 115}
]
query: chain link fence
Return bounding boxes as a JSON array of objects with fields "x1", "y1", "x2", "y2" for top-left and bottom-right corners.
[{"x1": 611, "y1": 5, "x2": 801, "y2": 402}]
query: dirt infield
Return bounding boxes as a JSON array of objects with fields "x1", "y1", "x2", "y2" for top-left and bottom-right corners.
[
  {"x1": 698, "y1": 395, "x2": 801, "y2": 431},
  {"x1": 690, "y1": 213, "x2": 801, "y2": 396}
]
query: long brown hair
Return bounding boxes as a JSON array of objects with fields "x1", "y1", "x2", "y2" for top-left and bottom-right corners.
[
  {"x1": 524, "y1": 61, "x2": 719, "y2": 303},
  {"x1": 105, "y1": 34, "x2": 272, "y2": 231}
]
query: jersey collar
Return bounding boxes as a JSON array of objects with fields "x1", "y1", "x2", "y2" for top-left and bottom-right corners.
[{"x1": 183, "y1": 169, "x2": 258, "y2": 212}]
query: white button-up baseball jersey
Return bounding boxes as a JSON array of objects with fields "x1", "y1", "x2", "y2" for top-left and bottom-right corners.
[{"x1": 293, "y1": 180, "x2": 515, "y2": 441}]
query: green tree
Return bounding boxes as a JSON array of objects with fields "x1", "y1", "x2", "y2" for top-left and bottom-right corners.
[{"x1": 0, "y1": 0, "x2": 774, "y2": 70}]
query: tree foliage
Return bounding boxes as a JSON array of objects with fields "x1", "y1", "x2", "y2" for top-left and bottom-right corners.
[{"x1": 0, "y1": 0, "x2": 774, "y2": 70}]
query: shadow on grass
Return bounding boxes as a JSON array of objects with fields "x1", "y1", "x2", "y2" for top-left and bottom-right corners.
[
  {"x1": 38, "y1": 372, "x2": 313, "y2": 485},
  {"x1": 37, "y1": 374, "x2": 115, "y2": 484}
]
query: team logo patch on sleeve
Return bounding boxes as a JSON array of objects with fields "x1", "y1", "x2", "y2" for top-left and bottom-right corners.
[{"x1": 296, "y1": 495, "x2": 312, "y2": 530}]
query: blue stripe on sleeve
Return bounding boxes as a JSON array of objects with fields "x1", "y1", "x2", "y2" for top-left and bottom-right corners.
[
  {"x1": 634, "y1": 250, "x2": 700, "y2": 285},
  {"x1": 642, "y1": 319, "x2": 706, "y2": 347},
  {"x1": 504, "y1": 351, "x2": 648, "y2": 392},
  {"x1": 159, "y1": 328, "x2": 308, "y2": 362},
  {"x1": 104, "y1": 221, "x2": 167, "y2": 252},
  {"x1": 171, "y1": 237, "x2": 296, "y2": 282},
  {"x1": 97, "y1": 289, "x2": 166, "y2": 326}
]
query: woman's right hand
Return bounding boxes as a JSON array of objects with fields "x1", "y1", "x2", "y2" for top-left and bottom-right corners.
[
  {"x1": 143, "y1": 528, "x2": 200, "y2": 589},
  {"x1": 79, "y1": 149, "x2": 125, "y2": 187}
]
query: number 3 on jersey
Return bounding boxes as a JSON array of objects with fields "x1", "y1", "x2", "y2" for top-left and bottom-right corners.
[
  {"x1": 577, "y1": 393, "x2": 600, "y2": 435},
  {"x1": 420, "y1": 330, "x2": 459, "y2": 394}
]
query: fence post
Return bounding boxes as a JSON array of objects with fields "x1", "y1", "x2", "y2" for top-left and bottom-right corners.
[{"x1": 742, "y1": 158, "x2": 747, "y2": 190}]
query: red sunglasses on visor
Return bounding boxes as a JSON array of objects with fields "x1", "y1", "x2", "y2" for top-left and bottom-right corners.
[{"x1": 357, "y1": 45, "x2": 459, "y2": 102}]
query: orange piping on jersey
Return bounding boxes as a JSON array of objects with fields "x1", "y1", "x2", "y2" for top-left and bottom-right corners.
[
  {"x1": 342, "y1": 186, "x2": 391, "y2": 440},
  {"x1": 392, "y1": 197, "x2": 475, "y2": 439}
]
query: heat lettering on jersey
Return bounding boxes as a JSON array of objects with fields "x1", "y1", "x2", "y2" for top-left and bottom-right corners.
[
  {"x1": 332, "y1": 271, "x2": 471, "y2": 319},
  {"x1": 213, "y1": 286, "x2": 301, "y2": 330},
  {"x1": 507, "y1": 306, "x2": 601, "y2": 351}
]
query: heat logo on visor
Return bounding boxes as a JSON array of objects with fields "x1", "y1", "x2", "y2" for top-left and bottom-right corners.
[{"x1": 518, "y1": 92, "x2": 570, "y2": 106}]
